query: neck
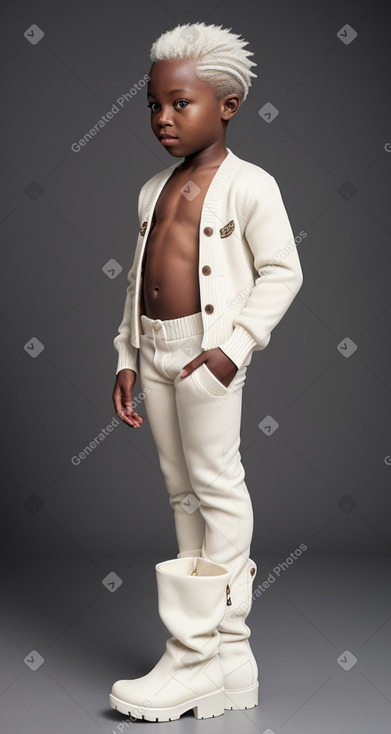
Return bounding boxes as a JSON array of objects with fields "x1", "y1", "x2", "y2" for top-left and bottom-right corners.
[{"x1": 179, "y1": 142, "x2": 228, "y2": 172}]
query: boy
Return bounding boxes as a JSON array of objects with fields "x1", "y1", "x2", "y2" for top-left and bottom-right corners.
[{"x1": 110, "y1": 22, "x2": 303, "y2": 721}]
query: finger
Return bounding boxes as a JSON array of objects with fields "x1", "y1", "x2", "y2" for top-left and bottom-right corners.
[
  {"x1": 126, "y1": 411, "x2": 144, "y2": 428},
  {"x1": 114, "y1": 393, "x2": 137, "y2": 426},
  {"x1": 121, "y1": 402, "x2": 144, "y2": 428},
  {"x1": 113, "y1": 383, "x2": 143, "y2": 427},
  {"x1": 180, "y1": 357, "x2": 203, "y2": 376},
  {"x1": 123, "y1": 404, "x2": 141, "y2": 427},
  {"x1": 117, "y1": 406, "x2": 143, "y2": 428}
]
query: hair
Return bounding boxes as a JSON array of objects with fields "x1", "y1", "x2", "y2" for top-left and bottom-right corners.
[{"x1": 149, "y1": 22, "x2": 257, "y2": 103}]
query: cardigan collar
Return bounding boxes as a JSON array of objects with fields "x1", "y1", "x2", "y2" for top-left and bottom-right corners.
[{"x1": 144, "y1": 147, "x2": 241, "y2": 222}]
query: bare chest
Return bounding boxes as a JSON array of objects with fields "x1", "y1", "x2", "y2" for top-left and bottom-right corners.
[{"x1": 151, "y1": 167, "x2": 219, "y2": 230}]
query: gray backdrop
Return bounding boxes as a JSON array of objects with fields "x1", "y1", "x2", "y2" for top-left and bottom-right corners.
[
  {"x1": 1, "y1": 2, "x2": 391, "y2": 731},
  {"x1": 2, "y1": 0, "x2": 390, "y2": 558}
]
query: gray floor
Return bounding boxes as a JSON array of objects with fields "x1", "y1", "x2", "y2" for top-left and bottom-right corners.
[{"x1": 1, "y1": 553, "x2": 390, "y2": 733}]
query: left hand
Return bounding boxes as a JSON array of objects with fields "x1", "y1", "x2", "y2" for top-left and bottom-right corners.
[{"x1": 179, "y1": 347, "x2": 238, "y2": 388}]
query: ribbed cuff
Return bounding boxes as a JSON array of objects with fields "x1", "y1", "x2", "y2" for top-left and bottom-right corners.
[
  {"x1": 115, "y1": 343, "x2": 139, "y2": 376},
  {"x1": 218, "y1": 324, "x2": 258, "y2": 370}
]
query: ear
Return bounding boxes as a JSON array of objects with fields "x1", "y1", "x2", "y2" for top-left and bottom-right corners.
[{"x1": 220, "y1": 93, "x2": 241, "y2": 121}]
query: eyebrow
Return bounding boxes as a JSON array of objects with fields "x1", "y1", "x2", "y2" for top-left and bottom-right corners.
[{"x1": 147, "y1": 88, "x2": 191, "y2": 97}]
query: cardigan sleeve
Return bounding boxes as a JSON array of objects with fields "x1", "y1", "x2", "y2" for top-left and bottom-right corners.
[
  {"x1": 218, "y1": 174, "x2": 303, "y2": 370},
  {"x1": 112, "y1": 257, "x2": 139, "y2": 376},
  {"x1": 113, "y1": 184, "x2": 147, "y2": 376}
]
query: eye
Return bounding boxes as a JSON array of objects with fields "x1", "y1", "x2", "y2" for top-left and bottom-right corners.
[
  {"x1": 147, "y1": 102, "x2": 160, "y2": 112},
  {"x1": 174, "y1": 99, "x2": 189, "y2": 109}
]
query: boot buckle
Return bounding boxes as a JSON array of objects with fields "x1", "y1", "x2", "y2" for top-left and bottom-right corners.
[{"x1": 226, "y1": 584, "x2": 232, "y2": 605}]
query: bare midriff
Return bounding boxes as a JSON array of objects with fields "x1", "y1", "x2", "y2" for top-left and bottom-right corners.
[{"x1": 140, "y1": 163, "x2": 221, "y2": 320}]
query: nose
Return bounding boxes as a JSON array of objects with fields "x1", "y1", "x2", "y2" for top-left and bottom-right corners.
[{"x1": 156, "y1": 105, "x2": 173, "y2": 127}]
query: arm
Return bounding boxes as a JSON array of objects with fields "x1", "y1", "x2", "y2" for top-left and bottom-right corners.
[
  {"x1": 113, "y1": 182, "x2": 147, "y2": 376},
  {"x1": 218, "y1": 175, "x2": 304, "y2": 369},
  {"x1": 112, "y1": 255, "x2": 142, "y2": 427},
  {"x1": 112, "y1": 184, "x2": 147, "y2": 428}
]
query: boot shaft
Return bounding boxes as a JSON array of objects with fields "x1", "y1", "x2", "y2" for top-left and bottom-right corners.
[{"x1": 156, "y1": 556, "x2": 232, "y2": 645}]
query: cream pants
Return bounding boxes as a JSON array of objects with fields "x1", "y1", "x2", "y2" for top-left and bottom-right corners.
[{"x1": 138, "y1": 310, "x2": 255, "y2": 595}]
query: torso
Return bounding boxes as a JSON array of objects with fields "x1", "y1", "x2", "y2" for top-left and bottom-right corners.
[{"x1": 140, "y1": 163, "x2": 221, "y2": 320}]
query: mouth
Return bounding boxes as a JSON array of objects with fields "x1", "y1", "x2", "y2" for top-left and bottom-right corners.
[{"x1": 159, "y1": 134, "x2": 179, "y2": 145}]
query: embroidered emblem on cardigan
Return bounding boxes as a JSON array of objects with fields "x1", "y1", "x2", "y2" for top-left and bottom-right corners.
[
  {"x1": 140, "y1": 221, "x2": 148, "y2": 236},
  {"x1": 220, "y1": 220, "x2": 235, "y2": 238}
]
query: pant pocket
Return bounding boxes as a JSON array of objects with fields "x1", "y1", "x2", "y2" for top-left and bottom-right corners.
[{"x1": 192, "y1": 362, "x2": 229, "y2": 398}]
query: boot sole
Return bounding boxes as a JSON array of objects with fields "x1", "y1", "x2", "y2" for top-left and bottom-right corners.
[
  {"x1": 224, "y1": 681, "x2": 259, "y2": 710},
  {"x1": 109, "y1": 689, "x2": 225, "y2": 721}
]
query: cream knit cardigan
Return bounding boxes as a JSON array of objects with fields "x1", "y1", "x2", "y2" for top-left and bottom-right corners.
[{"x1": 114, "y1": 147, "x2": 303, "y2": 374}]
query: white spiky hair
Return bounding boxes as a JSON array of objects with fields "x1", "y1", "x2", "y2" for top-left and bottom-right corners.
[{"x1": 149, "y1": 22, "x2": 257, "y2": 103}]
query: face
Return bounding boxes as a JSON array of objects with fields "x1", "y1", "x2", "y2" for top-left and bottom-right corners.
[{"x1": 146, "y1": 58, "x2": 240, "y2": 157}]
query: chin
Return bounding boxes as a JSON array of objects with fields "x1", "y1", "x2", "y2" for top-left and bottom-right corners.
[{"x1": 162, "y1": 147, "x2": 183, "y2": 157}]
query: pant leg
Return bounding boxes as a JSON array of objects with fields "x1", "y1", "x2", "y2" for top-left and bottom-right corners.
[
  {"x1": 138, "y1": 322, "x2": 205, "y2": 555},
  {"x1": 173, "y1": 350, "x2": 254, "y2": 595}
]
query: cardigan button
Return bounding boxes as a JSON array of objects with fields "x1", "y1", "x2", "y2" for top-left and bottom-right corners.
[
  {"x1": 202, "y1": 265, "x2": 211, "y2": 275},
  {"x1": 204, "y1": 304, "x2": 214, "y2": 314},
  {"x1": 203, "y1": 226, "x2": 213, "y2": 236},
  {"x1": 153, "y1": 321, "x2": 162, "y2": 330}
]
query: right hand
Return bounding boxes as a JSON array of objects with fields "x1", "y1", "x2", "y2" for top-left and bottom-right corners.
[{"x1": 112, "y1": 369, "x2": 144, "y2": 428}]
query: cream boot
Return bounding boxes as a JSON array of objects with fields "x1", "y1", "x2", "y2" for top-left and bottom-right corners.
[
  {"x1": 177, "y1": 549, "x2": 259, "y2": 710},
  {"x1": 109, "y1": 556, "x2": 232, "y2": 722},
  {"x1": 218, "y1": 557, "x2": 259, "y2": 710}
]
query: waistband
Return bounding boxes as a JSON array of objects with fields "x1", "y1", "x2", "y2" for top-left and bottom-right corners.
[{"x1": 140, "y1": 311, "x2": 204, "y2": 340}]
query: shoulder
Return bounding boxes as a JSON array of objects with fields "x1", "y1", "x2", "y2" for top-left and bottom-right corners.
[
  {"x1": 231, "y1": 151, "x2": 274, "y2": 184},
  {"x1": 228, "y1": 153, "x2": 279, "y2": 211}
]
